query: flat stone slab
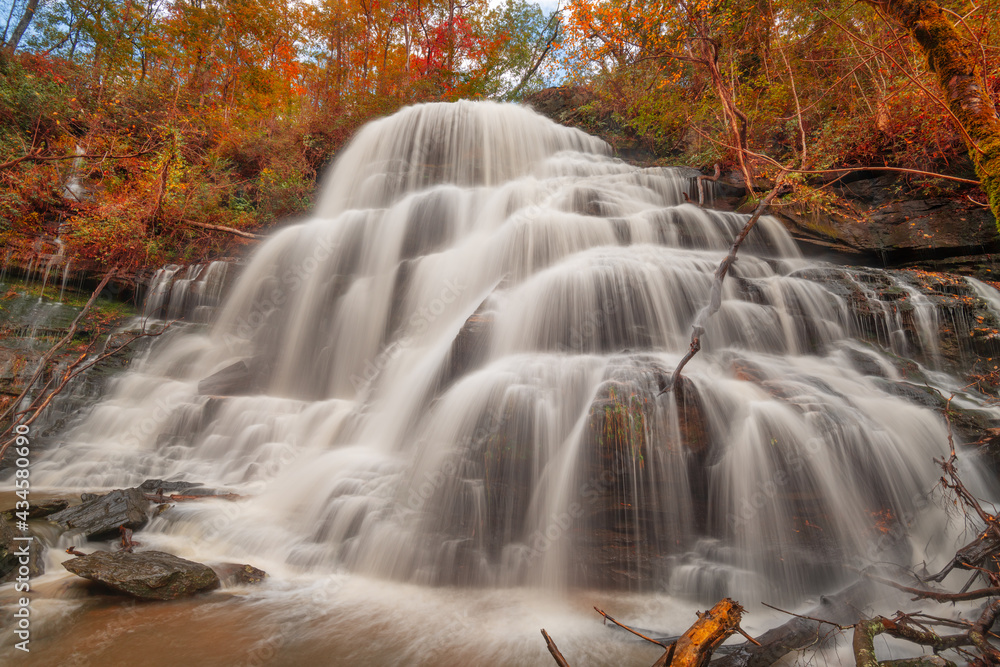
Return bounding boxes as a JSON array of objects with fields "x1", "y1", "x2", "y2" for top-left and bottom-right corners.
[
  {"x1": 48, "y1": 488, "x2": 149, "y2": 540},
  {"x1": 62, "y1": 550, "x2": 221, "y2": 600}
]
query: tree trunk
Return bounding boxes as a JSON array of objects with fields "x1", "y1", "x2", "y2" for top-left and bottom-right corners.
[
  {"x1": 864, "y1": 0, "x2": 1000, "y2": 228},
  {"x1": 4, "y1": 0, "x2": 38, "y2": 52}
]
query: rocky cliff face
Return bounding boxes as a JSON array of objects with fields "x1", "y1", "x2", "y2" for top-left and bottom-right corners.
[{"x1": 767, "y1": 176, "x2": 1000, "y2": 276}]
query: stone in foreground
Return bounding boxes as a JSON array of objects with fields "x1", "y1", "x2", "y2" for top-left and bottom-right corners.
[
  {"x1": 62, "y1": 550, "x2": 221, "y2": 600},
  {"x1": 1, "y1": 517, "x2": 44, "y2": 582},
  {"x1": 48, "y1": 488, "x2": 149, "y2": 539},
  {"x1": 1, "y1": 498, "x2": 70, "y2": 521}
]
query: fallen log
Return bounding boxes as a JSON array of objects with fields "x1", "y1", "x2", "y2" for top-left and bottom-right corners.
[
  {"x1": 544, "y1": 599, "x2": 746, "y2": 667},
  {"x1": 181, "y1": 219, "x2": 263, "y2": 240},
  {"x1": 712, "y1": 581, "x2": 870, "y2": 667},
  {"x1": 670, "y1": 598, "x2": 745, "y2": 667}
]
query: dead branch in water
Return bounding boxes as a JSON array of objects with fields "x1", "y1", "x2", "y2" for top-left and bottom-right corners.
[
  {"x1": 595, "y1": 607, "x2": 671, "y2": 648},
  {"x1": 119, "y1": 525, "x2": 141, "y2": 552},
  {"x1": 659, "y1": 175, "x2": 788, "y2": 396},
  {"x1": 541, "y1": 629, "x2": 572, "y2": 667}
]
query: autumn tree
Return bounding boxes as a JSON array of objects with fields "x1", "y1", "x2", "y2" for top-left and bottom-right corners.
[
  {"x1": 860, "y1": 0, "x2": 1000, "y2": 225},
  {"x1": 1, "y1": 0, "x2": 40, "y2": 52},
  {"x1": 558, "y1": 0, "x2": 996, "y2": 221}
]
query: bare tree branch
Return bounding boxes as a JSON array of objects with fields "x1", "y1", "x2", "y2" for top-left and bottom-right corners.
[
  {"x1": 180, "y1": 219, "x2": 263, "y2": 240},
  {"x1": 0, "y1": 145, "x2": 161, "y2": 171},
  {"x1": 659, "y1": 173, "x2": 788, "y2": 396}
]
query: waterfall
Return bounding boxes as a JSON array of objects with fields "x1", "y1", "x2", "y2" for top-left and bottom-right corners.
[
  {"x1": 30, "y1": 101, "x2": 1000, "y2": 609},
  {"x1": 142, "y1": 261, "x2": 231, "y2": 323}
]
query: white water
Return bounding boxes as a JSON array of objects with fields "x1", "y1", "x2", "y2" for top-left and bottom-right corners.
[{"x1": 18, "y1": 101, "x2": 1000, "y2": 662}]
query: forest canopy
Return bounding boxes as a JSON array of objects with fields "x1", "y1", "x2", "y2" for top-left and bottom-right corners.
[{"x1": 0, "y1": 0, "x2": 997, "y2": 269}]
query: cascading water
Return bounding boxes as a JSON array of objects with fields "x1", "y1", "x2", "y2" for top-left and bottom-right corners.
[
  {"x1": 18, "y1": 101, "x2": 1000, "y2": 662},
  {"x1": 143, "y1": 261, "x2": 231, "y2": 323}
]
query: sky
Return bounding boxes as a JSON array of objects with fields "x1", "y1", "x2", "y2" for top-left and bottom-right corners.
[{"x1": 489, "y1": 0, "x2": 562, "y2": 15}]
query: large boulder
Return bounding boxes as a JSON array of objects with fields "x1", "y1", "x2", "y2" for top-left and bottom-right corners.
[
  {"x1": 48, "y1": 488, "x2": 150, "y2": 540},
  {"x1": 574, "y1": 372, "x2": 713, "y2": 588},
  {"x1": 62, "y1": 550, "x2": 221, "y2": 600}
]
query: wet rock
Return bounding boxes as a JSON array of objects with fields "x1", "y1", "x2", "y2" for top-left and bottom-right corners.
[
  {"x1": 769, "y1": 177, "x2": 1000, "y2": 275},
  {"x1": 198, "y1": 359, "x2": 260, "y2": 396},
  {"x1": 838, "y1": 345, "x2": 893, "y2": 378},
  {"x1": 446, "y1": 311, "x2": 493, "y2": 381},
  {"x1": 209, "y1": 562, "x2": 267, "y2": 586},
  {"x1": 794, "y1": 266, "x2": 1000, "y2": 375},
  {"x1": 139, "y1": 479, "x2": 207, "y2": 494},
  {"x1": 974, "y1": 428, "x2": 1000, "y2": 471},
  {"x1": 872, "y1": 377, "x2": 997, "y2": 444},
  {"x1": 0, "y1": 348, "x2": 42, "y2": 413},
  {"x1": 1, "y1": 498, "x2": 69, "y2": 521},
  {"x1": 48, "y1": 488, "x2": 150, "y2": 540},
  {"x1": 62, "y1": 550, "x2": 220, "y2": 600},
  {"x1": 575, "y1": 370, "x2": 713, "y2": 588},
  {"x1": 0, "y1": 516, "x2": 44, "y2": 582}
]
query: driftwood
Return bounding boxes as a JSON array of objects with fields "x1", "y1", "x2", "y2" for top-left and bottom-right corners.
[
  {"x1": 851, "y1": 600, "x2": 1000, "y2": 666},
  {"x1": 544, "y1": 599, "x2": 747, "y2": 667},
  {"x1": 541, "y1": 629, "x2": 572, "y2": 667},
  {"x1": 671, "y1": 599, "x2": 746, "y2": 667},
  {"x1": 119, "y1": 525, "x2": 140, "y2": 552},
  {"x1": 865, "y1": 571, "x2": 1000, "y2": 603},
  {"x1": 713, "y1": 581, "x2": 870, "y2": 667},
  {"x1": 852, "y1": 616, "x2": 966, "y2": 667}
]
